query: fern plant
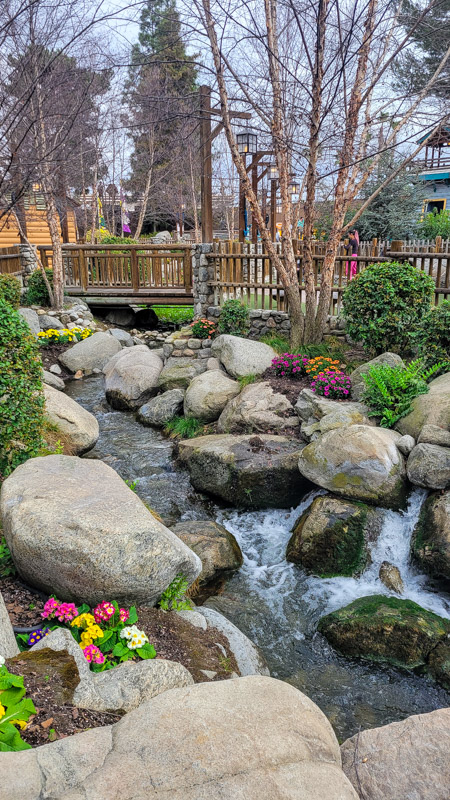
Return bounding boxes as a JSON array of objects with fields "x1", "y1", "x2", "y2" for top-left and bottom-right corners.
[
  {"x1": 361, "y1": 360, "x2": 444, "y2": 428},
  {"x1": 158, "y1": 574, "x2": 192, "y2": 611}
]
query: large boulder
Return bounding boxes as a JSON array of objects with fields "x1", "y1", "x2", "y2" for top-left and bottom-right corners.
[
  {"x1": 171, "y1": 520, "x2": 243, "y2": 599},
  {"x1": 0, "y1": 676, "x2": 358, "y2": 800},
  {"x1": 295, "y1": 387, "x2": 370, "y2": 424},
  {"x1": 59, "y1": 331, "x2": 121, "y2": 373},
  {"x1": 0, "y1": 591, "x2": 19, "y2": 659},
  {"x1": 396, "y1": 371, "x2": 450, "y2": 439},
  {"x1": 218, "y1": 381, "x2": 299, "y2": 433},
  {"x1": 43, "y1": 384, "x2": 99, "y2": 454},
  {"x1": 286, "y1": 495, "x2": 381, "y2": 577},
  {"x1": 103, "y1": 346, "x2": 163, "y2": 410},
  {"x1": 406, "y1": 443, "x2": 450, "y2": 490},
  {"x1": 0, "y1": 455, "x2": 201, "y2": 605},
  {"x1": 158, "y1": 357, "x2": 206, "y2": 392},
  {"x1": 137, "y1": 389, "x2": 184, "y2": 427},
  {"x1": 300, "y1": 406, "x2": 373, "y2": 442},
  {"x1": 412, "y1": 490, "x2": 450, "y2": 582},
  {"x1": 18, "y1": 307, "x2": 40, "y2": 336},
  {"x1": 184, "y1": 370, "x2": 240, "y2": 422},
  {"x1": 298, "y1": 425, "x2": 407, "y2": 509},
  {"x1": 349, "y1": 352, "x2": 404, "y2": 401},
  {"x1": 318, "y1": 595, "x2": 450, "y2": 674},
  {"x1": 341, "y1": 708, "x2": 450, "y2": 800},
  {"x1": 30, "y1": 628, "x2": 193, "y2": 714},
  {"x1": 211, "y1": 334, "x2": 277, "y2": 378},
  {"x1": 39, "y1": 313, "x2": 64, "y2": 330},
  {"x1": 178, "y1": 434, "x2": 310, "y2": 508}
]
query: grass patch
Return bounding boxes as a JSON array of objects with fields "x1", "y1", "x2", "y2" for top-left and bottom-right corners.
[
  {"x1": 37, "y1": 420, "x2": 76, "y2": 457},
  {"x1": 153, "y1": 306, "x2": 194, "y2": 325},
  {"x1": 260, "y1": 333, "x2": 290, "y2": 353},
  {"x1": 164, "y1": 415, "x2": 204, "y2": 439},
  {"x1": 238, "y1": 373, "x2": 258, "y2": 390}
]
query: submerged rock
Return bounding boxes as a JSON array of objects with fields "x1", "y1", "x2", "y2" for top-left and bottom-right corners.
[
  {"x1": 378, "y1": 561, "x2": 404, "y2": 594},
  {"x1": 0, "y1": 455, "x2": 201, "y2": 606},
  {"x1": 211, "y1": 334, "x2": 277, "y2": 378},
  {"x1": 286, "y1": 495, "x2": 380, "y2": 577},
  {"x1": 318, "y1": 595, "x2": 450, "y2": 674},
  {"x1": 171, "y1": 520, "x2": 243, "y2": 600},
  {"x1": 177, "y1": 433, "x2": 310, "y2": 508},
  {"x1": 341, "y1": 707, "x2": 450, "y2": 800},
  {"x1": 0, "y1": 676, "x2": 358, "y2": 800},
  {"x1": 298, "y1": 425, "x2": 407, "y2": 509},
  {"x1": 411, "y1": 490, "x2": 450, "y2": 582}
]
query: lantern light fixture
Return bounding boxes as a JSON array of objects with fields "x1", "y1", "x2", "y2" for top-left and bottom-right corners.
[
  {"x1": 236, "y1": 130, "x2": 258, "y2": 155},
  {"x1": 269, "y1": 164, "x2": 279, "y2": 180},
  {"x1": 289, "y1": 177, "x2": 301, "y2": 195}
]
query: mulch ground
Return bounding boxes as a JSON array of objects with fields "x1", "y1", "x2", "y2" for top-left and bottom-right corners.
[
  {"x1": 40, "y1": 343, "x2": 72, "y2": 378},
  {"x1": 261, "y1": 369, "x2": 311, "y2": 404}
]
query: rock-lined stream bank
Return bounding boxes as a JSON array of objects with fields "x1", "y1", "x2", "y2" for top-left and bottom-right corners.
[{"x1": 66, "y1": 376, "x2": 450, "y2": 741}]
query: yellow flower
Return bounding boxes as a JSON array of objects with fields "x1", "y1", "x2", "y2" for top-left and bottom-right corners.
[
  {"x1": 0, "y1": 703, "x2": 5, "y2": 720},
  {"x1": 71, "y1": 612, "x2": 95, "y2": 629},
  {"x1": 85, "y1": 624, "x2": 103, "y2": 640},
  {"x1": 80, "y1": 633, "x2": 93, "y2": 647},
  {"x1": 12, "y1": 719, "x2": 27, "y2": 730}
]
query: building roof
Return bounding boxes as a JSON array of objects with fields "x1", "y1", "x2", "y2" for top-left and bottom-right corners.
[{"x1": 417, "y1": 125, "x2": 450, "y2": 146}]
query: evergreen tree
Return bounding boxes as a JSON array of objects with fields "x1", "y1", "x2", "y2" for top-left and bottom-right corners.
[
  {"x1": 356, "y1": 157, "x2": 426, "y2": 241},
  {"x1": 393, "y1": 0, "x2": 450, "y2": 99}
]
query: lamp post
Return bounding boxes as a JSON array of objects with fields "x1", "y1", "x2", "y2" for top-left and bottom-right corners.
[
  {"x1": 236, "y1": 130, "x2": 258, "y2": 241},
  {"x1": 270, "y1": 164, "x2": 279, "y2": 242}
]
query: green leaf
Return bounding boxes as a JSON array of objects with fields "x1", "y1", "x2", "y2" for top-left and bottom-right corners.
[
  {"x1": 112, "y1": 642, "x2": 128, "y2": 658},
  {"x1": 127, "y1": 606, "x2": 138, "y2": 625},
  {"x1": 136, "y1": 645, "x2": 156, "y2": 660}
]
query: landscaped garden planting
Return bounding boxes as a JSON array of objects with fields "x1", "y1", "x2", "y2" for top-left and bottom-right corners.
[{"x1": 37, "y1": 326, "x2": 93, "y2": 346}]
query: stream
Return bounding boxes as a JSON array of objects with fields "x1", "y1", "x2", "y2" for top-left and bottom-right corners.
[{"x1": 66, "y1": 375, "x2": 450, "y2": 741}]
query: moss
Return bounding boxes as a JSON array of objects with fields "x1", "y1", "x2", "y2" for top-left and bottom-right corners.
[
  {"x1": 331, "y1": 472, "x2": 363, "y2": 489},
  {"x1": 318, "y1": 595, "x2": 450, "y2": 671}
]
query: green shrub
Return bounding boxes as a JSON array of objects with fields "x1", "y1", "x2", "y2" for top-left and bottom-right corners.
[
  {"x1": 25, "y1": 268, "x2": 53, "y2": 306},
  {"x1": 361, "y1": 359, "x2": 444, "y2": 428},
  {"x1": 418, "y1": 300, "x2": 450, "y2": 369},
  {"x1": 218, "y1": 299, "x2": 250, "y2": 336},
  {"x1": 0, "y1": 300, "x2": 44, "y2": 479},
  {"x1": 0, "y1": 275, "x2": 21, "y2": 310},
  {"x1": 163, "y1": 416, "x2": 204, "y2": 439},
  {"x1": 417, "y1": 209, "x2": 450, "y2": 239},
  {"x1": 343, "y1": 261, "x2": 434, "y2": 355},
  {"x1": 189, "y1": 318, "x2": 217, "y2": 339},
  {"x1": 0, "y1": 665, "x2": 36, "y2": 751},
  {"x1": 153, "y1": 306, "x2": 194, "y2": 325}
]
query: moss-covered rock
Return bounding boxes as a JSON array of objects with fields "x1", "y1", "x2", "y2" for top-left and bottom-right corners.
[
  {"x1": 412, "y1": 490, "x2": 450, "y2": 583},
  {"x1": 427, "y1": 640, "x2": 450, "y2": 690},
  {"x1": 286, "y1": 495, "x2": 381, "y2": 577},
  {"x1": 318, "y1": 595, "x2": 450, "y2": 672}
]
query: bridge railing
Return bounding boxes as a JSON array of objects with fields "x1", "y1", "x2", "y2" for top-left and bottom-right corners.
[{"x1": 37, "y1": 243, "x2": 193, "y2": 296}]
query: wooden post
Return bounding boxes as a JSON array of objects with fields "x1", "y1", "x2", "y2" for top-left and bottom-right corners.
[
  {"x1": 251, "y1": 155, "x2": 258, "y2": 244},
  {"x1": 371, "y1": 238, "x2": 378, "y2": 257},
  {"x1": 436, "y1": 235, "x2": 442, "y2": 253},
  {"x1": 183, "y1": 249, "x2": 193, "y2": 293},
  {"x1": 270, "y1": 179, "x2": 277, "y2": 242},
  {"x1": 199, "y1": 85, "x2": 213, "y2": 244},
  {"x1": 391, "y1": 240, "x2": 403, "y2": 253},
  {"x1": 79, "y1": 247, "x2": 88, "y2": 291},
  {"x1": 130, "y1": 247, "x2": 139, "y2": 292}
]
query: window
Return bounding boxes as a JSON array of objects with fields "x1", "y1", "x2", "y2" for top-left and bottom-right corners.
[{"x1": 424, "y1": 198, "x2": 447, "y2": 214}]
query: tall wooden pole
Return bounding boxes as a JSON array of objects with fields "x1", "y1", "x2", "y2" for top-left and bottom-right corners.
[
  {"x1": 251, "y1": 155, "x2": 259, "y2": 244},
  {"x1": 270, "y1": 179, "x2": 277, "y2": 242},
  {"x1": 239, "y1": 173, "x2": 246, "y2": 242},
  {"x1": 199, "y1": 85, "x2": 213, "y2": 243}
]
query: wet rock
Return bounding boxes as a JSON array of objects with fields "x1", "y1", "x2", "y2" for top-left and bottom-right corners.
[
  {"x1": 177, "y1": 433, "x2": 310, "y2": 509},
  {"x1": 104, "y1": 346, "x2": 163, "y2": 410},
  {"x1": 318, "y1": 595, "x2": 450, "y2": 672},
  {"x1": 184, "y1": 370, "x2": 240, "y2": 423},
  {"x1": 0, "y1": 591, "x2": 19, "y2": 659},
  {"x1": 349, "y1": 352, "x2": 405, "y2": 401},
  {"x1": 171, "y1": 520, "x2": 243, "y2": 599},
  {"x1": 378, "y1": 561, "x2": 404, "y2": 594},
  {"x1": 407, "y1": 443, "x2": 450, "y2": 490},
  {"x1": 287, "y1": 495, "x2": 380, "y2": 577},
  {"x1": 211, "y1": 334, "x2": 277, "y2": 378},
  {"x1": 427, "y1": 640, "x2": 450, "y2": 690},
  {"x1": 218, "y1": 381, "x2": 299, "y2": 433},
  {"x1": 341, "y1": 708, "x2": 450, "y2": 800},
  {"x1": 59, "y1": 331, "x2": 121, "y2": 373},
  {"x1": 396, "y1": 434, "x2": 415, "y2": 455},
  {"x1": 396, "y1": 371, "x2": 450, "y2": 439},
  {"x1": 0, "y1": 676, "x2": 358, "y2": 800},
  {"x1": 43, "y1": 384, "x2": 99, "y2": 454},
  {"x1": 411, "y1": 490, "x2": 450, "y2": 582},
  {"x1": 0, "y1": 455, "x2": 201, "y2": 606},
  {"x1": 298, "y1": 425, "x2": 407, "y2": 509},
  {"x1": 43, "y1": 369, "x2": 64, "y2": 390},
  {"x1": 137, "y1": 389, "x2": 184, "y2": 427}
]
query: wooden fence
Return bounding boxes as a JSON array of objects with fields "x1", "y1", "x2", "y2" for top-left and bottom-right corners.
[
  {"x1": 0, "y1": 245, "x2": 21, "y2": 275},
  {"x1": 37, "y1": 243, "x2": 193, "y2": 302},
  {"x1": 208, "y1": 240, "x2": 450, "y2": 314}
]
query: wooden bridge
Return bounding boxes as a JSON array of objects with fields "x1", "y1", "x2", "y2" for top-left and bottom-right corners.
[{"x1": 38, "y1": 243, "x2": 194, "y2": 306}]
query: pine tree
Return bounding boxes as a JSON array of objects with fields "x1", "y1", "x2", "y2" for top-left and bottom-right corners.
[{"x1": 393, "y1": 1, "x2": 450, "y2": 99}]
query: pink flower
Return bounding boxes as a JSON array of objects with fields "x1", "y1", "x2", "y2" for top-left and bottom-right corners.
[
  {"x1": 119, "y1": 608, "x2": 129, "y2": 622},
  {"x1": 41, "y1": 598, "x2": 60, "y2": 619},
  {"x1": 56, "y1": 602, "x2": 79, "y2": 622},
  {"x1": 93, "y1": 601, "x2": 116, "y2": 624},
  {"x1": 83, "y1": 644, "x2": 105, "y2": 664}
]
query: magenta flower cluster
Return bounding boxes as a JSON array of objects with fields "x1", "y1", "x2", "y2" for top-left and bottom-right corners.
[
  {"x1": 41, "y1": 598, "x2": 78, "y2": 622},
  {"x1": 310, "y1": 370, "x2": 352, "y2": 399},
  {"x1": 271, "y1": 353, "x2": 309, "y2": 378}
]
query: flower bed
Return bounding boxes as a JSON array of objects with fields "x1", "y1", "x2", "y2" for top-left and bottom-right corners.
[
  {"x1": 271, "y1": 353, "x2": 309, "y2": 377},
  {"x1": 270, "y1": 352, "x2": 352, "y2": 400},
  {"x1": 189, "y1": 318, "x2": 218, "y2": 339},
  {"x1": 310, "y1": 370, "x2": 352, "y2": 398},
  {"x1": 38, "y1": 327, "x2": 92, "y2": 346}
]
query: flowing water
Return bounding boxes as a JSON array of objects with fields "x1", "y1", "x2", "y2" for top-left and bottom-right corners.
[{"x1": 67, "y1": 376, "x2": 450, "y2": 741}]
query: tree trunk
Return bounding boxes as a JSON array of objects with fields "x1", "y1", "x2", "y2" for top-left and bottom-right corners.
[{"x1": 285, "y1": 282, "x2": 304, "y2": 349}]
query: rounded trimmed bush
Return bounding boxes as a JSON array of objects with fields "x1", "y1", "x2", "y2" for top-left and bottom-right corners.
[
  {"x1": 25, "y1": 268, "x2": 53, "y2": 306},
  {"x1": 0, "y1": 299, "x2": 44, "y2": 479},
  {"x1": 342, "y1": 261, "x2": 434, "y2": 354},
  {"x1": 0, "y1": 274, "x2": 21, "y2": 309},
  {"x1": 418, "y1": 300, "x2": 450, "y2": 368},
  {"x1": 218, "y1": 299, "x2": 250, "y2": 336}
]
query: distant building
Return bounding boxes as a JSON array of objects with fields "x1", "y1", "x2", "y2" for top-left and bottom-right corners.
[
  {"x1": 417, "y1": 125, "x2": 450, "y2": 214},
  {"x1": 0, "y1": 186, "x2": 78, "y2": 247}
]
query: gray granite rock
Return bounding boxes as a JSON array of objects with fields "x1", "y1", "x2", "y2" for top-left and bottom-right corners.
[
  {"x1": 43, "y1": 369, "x2": 64, "y2": 391},
  {"x1": 39, "y1": 313, "x2": 64, "y2": 330},
  {"x1": 350, "y1": 352, "x2": 405, "y2": 401},
  {"x1": 184, "y1": 370, "x2": 240, "y2": 422},
  {"x1": 137, "y1": 389, "x2": 184, "y2": 427},
  {"x1": 59, "y1": 331, "x2": 121, "y2": 373},
  {"x1": 407, "y1": 443, "x2": 450, "y2": 489},
  {"x1": 108, "y1": 328, "x2": 135, "y2": 347},
  {"x1": 0, "y1": 591, "x2": 19, "y2": 659},
  {"x1": 18, "y1": 307, "x2": 40, "y2": 336},
  {"x1": 43, "y1": 384, "x2": 99, "y2": 453},
  {"x1": 103, "y1": 346, "x2": 163, "y2": 410},
  {"x1": 211, "y1": 334, "x2": 277, "y2": 378},
  {"x1": 199, "y1": 607, "x2": 269, "y2": 677}
]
